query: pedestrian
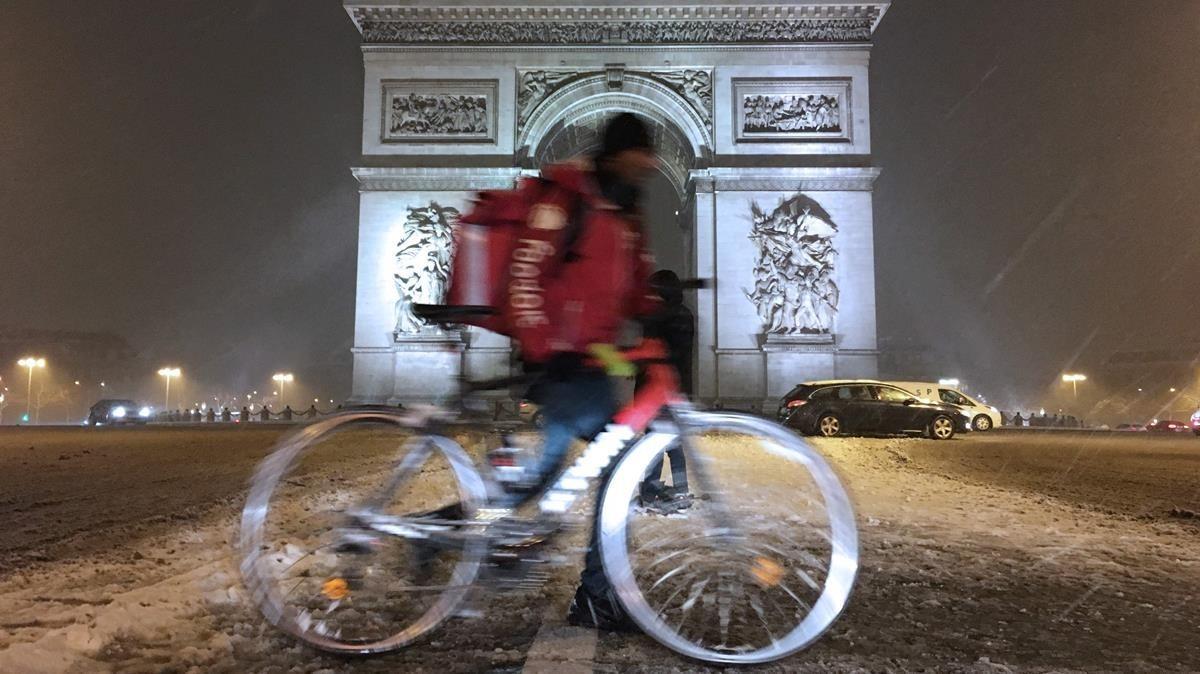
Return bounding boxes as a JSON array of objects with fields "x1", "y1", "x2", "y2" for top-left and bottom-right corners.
[
  {"x1": 637, "y1": 269, "x2": 694, "y2": 510},
  {"x1": 241, "y1": 406, "x2": 251, "y2": 423},
  {"x1": 206, "y1": 407, "x2": 216, "y2": 423},
  {"x1": 260, "y1": 406, "x2": 270, "y2": 422},
  {"x1": 282, "y1": 405, "x2": 293, "y2": 421},
  {"x1": 306, "y1": 404, "x2": 318, "y2": 419},
  {"x1": 222, "y1": 407, "x2": 232, "y2": 422},
  {"x1": 1012, "y1": 412, "x2": 1024, "y2": 427}
]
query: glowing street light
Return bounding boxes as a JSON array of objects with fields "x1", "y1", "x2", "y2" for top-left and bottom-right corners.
[
  {"x1": 1062, "y1": 373, "x2": 1087, "y2": 398},
  {"x1": 18, "y1": 357, "x2": 46, "y2": 424},
  {"x1": 272, "y1": 373, "x2": 294, "y2": 409},
  {"x1": 157, "y1": 367, "x2": 181, "y2": 410}
]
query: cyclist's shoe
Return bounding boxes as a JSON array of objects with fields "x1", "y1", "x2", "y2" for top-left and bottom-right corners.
[
  {"x1": 566, "y1": 586, "x2": 640, "y2": 633},
  {"x1": 637, "y1": 489, "x2": 694, "y2": 516}
]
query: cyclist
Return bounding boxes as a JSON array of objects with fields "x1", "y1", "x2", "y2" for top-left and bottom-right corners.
[{"x1": 505, "y1": 112, "x2": 664, "y2": 630}]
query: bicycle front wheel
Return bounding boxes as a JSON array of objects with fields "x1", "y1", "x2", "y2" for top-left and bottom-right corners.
[{"x1": 599, "y1": 411, "x2": 858, "y2": 665}]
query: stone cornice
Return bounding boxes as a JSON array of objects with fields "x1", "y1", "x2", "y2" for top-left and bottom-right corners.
[
  {"x1": 351, "y1": 166, "x2": 522, "y2": 192},
  {"x1": 695, "y1": 166, "x2": 881, "y2": 191},
  {"x1": 345, "y1": 3, "x2": 889, "y2": 45}
]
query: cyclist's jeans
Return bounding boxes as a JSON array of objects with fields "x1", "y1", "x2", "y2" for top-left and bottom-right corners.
[{"x1": 530, "y1": 372, "x2": 618, "y2": 485}]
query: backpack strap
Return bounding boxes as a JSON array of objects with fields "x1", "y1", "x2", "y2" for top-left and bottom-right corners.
[{"x1": 557, "y1": 191, "x2": 588, "y2": 268}]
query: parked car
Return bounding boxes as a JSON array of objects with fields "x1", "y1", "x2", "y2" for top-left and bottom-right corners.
[
  {"x1": 1192, "y1": 410, "x2": 1200, "y2": 436},
  {"x1": 778, "y1": 380, "x2": 969, "y2": 440},
  {"x1": 1146, "y1": 419, "x2": 1190, "y2": 433},
  {"x1": 88, "y1": 399, "x2": 152, "y2": 426},
  {"x1": 888, "y1": 381, "x2": 1001, "y2": 432}
]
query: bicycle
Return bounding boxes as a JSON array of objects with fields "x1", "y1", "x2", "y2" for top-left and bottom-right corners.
[{"x1": 239, "y1": 305, "x2": 859, "y2": 665}]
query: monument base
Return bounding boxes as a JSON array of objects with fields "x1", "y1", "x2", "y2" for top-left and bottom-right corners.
[
  {"x1": 762, "y1": 333, "x2": 837, "y2": 399},
  {"x1": 349, "y1": 332, "x2": 467, "y2": 405}
]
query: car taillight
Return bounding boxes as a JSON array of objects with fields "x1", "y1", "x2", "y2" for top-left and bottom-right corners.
[{"x1": 786, "y1": 400, "x2": 807, "y2": 408}]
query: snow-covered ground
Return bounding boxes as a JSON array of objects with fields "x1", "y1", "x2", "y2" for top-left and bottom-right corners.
[{"x1": 0, "y1": 426, "x2": 1197, "y2": 673}]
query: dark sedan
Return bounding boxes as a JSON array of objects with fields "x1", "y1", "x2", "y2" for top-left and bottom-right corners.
[
  {"x1": 778, "y1": 381, "x2": 968, "y2": 440},
  {"x1": 87, "y1": 399, "x2": 152, "y2": 426}
]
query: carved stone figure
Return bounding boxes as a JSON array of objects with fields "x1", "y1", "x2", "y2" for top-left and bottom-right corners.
[
  {"x1": 517, "y1": 71, "x2": 580, "y2": 126},
  {"x1": 651, "y1": 69, "x2": 713, "y2": 126},
  {"x1": 744, "y1": 194, "x2": 840, "y2": 335},
  {"x1": 393, "y1": 202, "x2": 460, "y2": 336},
  {"x1": 388, "y1": 93, "x2": 488, "y2": 137},
  {"x1": 743, "y1": 94, "x2": 841, "y2": 134}
]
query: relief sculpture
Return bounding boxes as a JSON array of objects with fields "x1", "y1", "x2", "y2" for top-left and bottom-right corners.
[
  {"x1": 744, "y1": 194, "x2": 839, "y2": 335},
  {"x1": 389, "y1": 93, "x2": 488, "y2": 137},
  {"x1": 393, "y1": 203, "x2": 459, "y2": 336},
  {"x1": 743, "y1": 94, "x2": 841, "y2": 134}
]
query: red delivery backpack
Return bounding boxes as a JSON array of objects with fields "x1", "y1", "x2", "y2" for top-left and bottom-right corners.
[{"x1": 445, "y1": 169, "x2": 587, "y2": 354}]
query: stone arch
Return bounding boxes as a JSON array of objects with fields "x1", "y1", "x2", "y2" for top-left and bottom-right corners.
[{"x1": 518, "y1": 73, "x2": 712, "y2": 197}]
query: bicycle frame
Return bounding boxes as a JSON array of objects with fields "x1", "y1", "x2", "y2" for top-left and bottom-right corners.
[{"x1": 347, "y1": 338, "x2": 697, "y2": 543}]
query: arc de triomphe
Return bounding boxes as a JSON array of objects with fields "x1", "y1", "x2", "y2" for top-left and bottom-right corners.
[{"x1": 345, "y1": 1, "x2": 889, "y2": 407}]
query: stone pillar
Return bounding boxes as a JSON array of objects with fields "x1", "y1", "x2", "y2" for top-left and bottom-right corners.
[
  {"x1": 349, "y1": 167, "x2": 520, "y2": 404},
  {"x1": 689, "y1": 171, "x2": 718, "y2": 402},
  {"x1": 707, "y1": 168, "x2": 880, "y2": 406}
]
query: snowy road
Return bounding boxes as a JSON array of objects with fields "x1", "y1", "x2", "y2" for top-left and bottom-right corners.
[{"x1": 0, "y1": 425, "x2": 1198, "y2": 672}]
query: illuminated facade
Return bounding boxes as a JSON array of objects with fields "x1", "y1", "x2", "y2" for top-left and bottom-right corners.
[{"x1": 344, "y1": 1, "x2": 889, "y2": 406}]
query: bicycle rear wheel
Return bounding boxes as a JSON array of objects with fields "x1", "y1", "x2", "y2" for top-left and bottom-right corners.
[
  {"x1": 239, "y1": 411, "x2": 487, "y2": 654},
  {"x1": 599, "y1": 411, "x2": 858, "y2": 665}
]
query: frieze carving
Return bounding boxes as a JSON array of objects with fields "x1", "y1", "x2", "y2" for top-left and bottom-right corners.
[
  {"x1": 358, "y1": 19, "x2": 874, "y2": 45},
  {"x1": 518, "y1": 68, "x2": 713, "y2": 134},
  {"x1": 744, "y1": 194, "x2": 839, "y2": 335},
  {"x1": 744, "y1": 94, "x2": 840, "y2": 134},
  {"x1": 382, "y1": 80, "x2": 497, "y2": 143},
  {"x1": 352, "y1": 167, "x2": 523, "y2": 193},
  {"x1": 394, "y1": 202, "x2": 459, "y2": 337},
  {"x1": 733, "y1": 78, "x2": 852, "y2": 143},
  {"x1": 390, "y1": 94, "x2": 487, "y2": 136}
]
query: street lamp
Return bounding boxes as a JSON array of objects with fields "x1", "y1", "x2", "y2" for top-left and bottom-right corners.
[
  {"x1": 1062, "y1": 373, "x2": 1087, "y2": 398},
  {"x1": 272, "y1": 373, "x2": 294, "y2": 409},
  {"x1": 18, "y1": 357, "x2": 46, "y2": 424},
  {"x1": 157, "y1": 367, "x2": 181, "y2": 410}
]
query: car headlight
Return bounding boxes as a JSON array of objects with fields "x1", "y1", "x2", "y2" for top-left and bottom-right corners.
[
  {"x1": 139, "y1": 407, "x2": 151, "y2": 418},
  {"x1": 112, "y1": 406, "x2": 127, "y2": 418}
]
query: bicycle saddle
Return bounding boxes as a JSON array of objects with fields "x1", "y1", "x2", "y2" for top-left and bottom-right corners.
[{"x1": 412, "y1": 303, "x2": 497, "y2": 322}]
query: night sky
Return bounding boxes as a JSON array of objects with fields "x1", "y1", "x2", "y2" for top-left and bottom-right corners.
[{"x1": 2, "y1": 1, "x2": 1197, "y2": 407}]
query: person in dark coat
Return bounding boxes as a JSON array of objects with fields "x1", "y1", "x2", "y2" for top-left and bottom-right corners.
[{"x1": 637, "y1": 269, "x2": 694, "y2": 507}]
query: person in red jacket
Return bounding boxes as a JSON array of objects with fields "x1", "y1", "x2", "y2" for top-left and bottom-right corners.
[
  {"x1": 508, "y1": 113, "x2": 662, "y2": 630},
  {"x1": 510, "y1": 121, "x2": 661, "y2": 497}
]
